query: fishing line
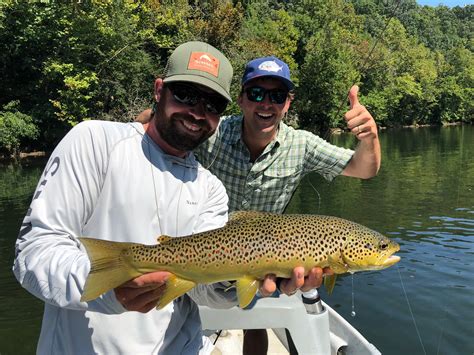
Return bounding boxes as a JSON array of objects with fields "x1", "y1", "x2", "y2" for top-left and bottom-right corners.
[
  {"x1": 305, "y1": 175, "x2": 322, "y2": 214},
  {"x1": 145, "y1": 133, "x2": 163, "y2": 236},
  {"x1": 204, "y1": 121, "x2": 226, "y2": 170},
  {"x1": 435, "y1": 307, "x2": 448, "y2": 355},
  {"x1": 97, "y1": 43, "x2": 131, "y2": 75},
  {"x1": 397, "y1": 265, "x2": 427, "y2": 355},
  {"x1": 351, "y1": 274, "x2": 356, "y2": 317},
  {"x1": 175, "y1": 155, "x2": 188, "y2": 235}
]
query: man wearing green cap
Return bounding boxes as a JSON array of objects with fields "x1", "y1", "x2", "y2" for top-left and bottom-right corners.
[{"x1": 14, "y1": 41, "x2": 280, "y2": 354}]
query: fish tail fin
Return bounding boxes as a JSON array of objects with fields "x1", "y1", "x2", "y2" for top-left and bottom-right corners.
[{"x1": 79, "y1": 237, "x2": 140, "y2": 302}]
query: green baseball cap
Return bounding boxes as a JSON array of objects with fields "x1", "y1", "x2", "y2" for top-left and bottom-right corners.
[{"x1": 163, "y1": 41, "x2": 233, "y2": 102}]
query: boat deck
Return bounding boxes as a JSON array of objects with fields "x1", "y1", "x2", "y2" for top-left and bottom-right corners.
[{"x1": 210, "y1": 329, "x2": 289, "y2": 354}]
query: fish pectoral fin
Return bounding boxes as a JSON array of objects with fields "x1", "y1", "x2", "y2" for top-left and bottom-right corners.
[
  {"x1": 327, "y1": 254, "x2": 348, "y2": 274},
  {"x1": 157, "y1": 235, "x2": 172, "y2": 244},
  {"x1": 236, "y1": 277, "x2": 259, "y2": 309},
  {"x1": 324, "y1": 274, "x2": 337, "y2": 295},
  {"x1": 156, "y1": 275, "x2": 196, "y2": 310}
]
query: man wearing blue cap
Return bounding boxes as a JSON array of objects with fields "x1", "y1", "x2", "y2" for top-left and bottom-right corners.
[
  {"x1": 193, "y1": 56, "x2": 381, "y2": 354},
  {"x1": 195, "y1": 56, "x2": 380, "y2": 213}
]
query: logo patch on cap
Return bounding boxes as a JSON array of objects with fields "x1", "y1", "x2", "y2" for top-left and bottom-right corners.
[
  {"x1": 188, "y1": 52, "x2": 220, "y2": 77},
  {"x1": 258, "y1": 61, "x2": 283, "y2": 73}
]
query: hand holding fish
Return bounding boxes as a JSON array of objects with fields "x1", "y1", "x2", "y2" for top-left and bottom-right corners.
[
  {"x1": 113, "y1": 265, "x2": 333, "y2": 309},
  {"x1": 272, "y1": 266, "x2": 333, "y2": 296},
  {"x1": 344, "y1": 85, "x2": 377, "y2": 140},
  {"x1": 114, "y1": 271, "x2": 171, "y2": 313}
]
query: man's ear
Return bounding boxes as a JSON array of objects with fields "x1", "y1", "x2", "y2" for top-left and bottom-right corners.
[
  {"x1": 154, "y1": 78, "x2": 164, "y2": 102},
  {"x1": 237, "y1": 92, "x2": 244, "y2": 109},
  {"x1": 283, "y1": 97, "x2": 292, "y2": 113}
]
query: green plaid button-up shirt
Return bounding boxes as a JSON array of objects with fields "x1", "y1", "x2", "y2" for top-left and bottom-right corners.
[{"x1": 195, "y1": 115, "x2": 354, "y2": 213}]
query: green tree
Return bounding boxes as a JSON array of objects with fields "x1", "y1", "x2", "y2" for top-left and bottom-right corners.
[
  {"x1": 436, "y1": 47, "x2": 474, "y2": 123},
  {"x1": 290, "y1": 0, "x2": 364, "y2": 133},
  {"x1": 0, "y1": 0, "x2": 472, "y2": 153},
  {"x1": 0, "y1": 1, "x2": 160, "y2": 146},
  {"x1": 0, "y1": 101, "x2": 39, "y2": 157},
  {"x1": 361, "y1": 19, "x2": 438, "y2": 126},
  {"x1": 190, "y1": 0, "x2": 244, "y2": 51}
]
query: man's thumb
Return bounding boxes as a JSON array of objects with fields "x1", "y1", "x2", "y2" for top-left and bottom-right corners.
[{"x1": 348, "y1": 85, "x2": 360, "y2": 109}]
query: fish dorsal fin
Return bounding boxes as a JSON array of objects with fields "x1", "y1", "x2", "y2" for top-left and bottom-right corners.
[
  {"x1": 157, "y1": 235, "x2": 172, "y2": 244},
  {"x1": 228, "y1": 211, "x2": 271, "y2": 225},
  {"x1": 236, "y1": 276, "x2": 259, "y2": 308}
]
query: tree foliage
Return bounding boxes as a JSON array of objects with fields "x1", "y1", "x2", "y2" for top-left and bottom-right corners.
[
  {"x1": 0, "y1": 101, "x2": 39, "y2": 157},
  {"x1": 290, "y1": 0, "x2": 364, "y2": 133},
  {"x1": 0, "y1": 0, "x2": 472, "y2": 154}
]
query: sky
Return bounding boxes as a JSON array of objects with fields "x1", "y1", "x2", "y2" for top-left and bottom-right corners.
[{"x1": 417, "y1": 0, "x2": 473, "y2": 6}]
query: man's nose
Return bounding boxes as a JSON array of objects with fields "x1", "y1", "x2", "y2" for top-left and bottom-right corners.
[
  {"x1": 259, "y1": 94, "x2": 273, "y2": 107},
  {"x1": 189, "y1": 100, "x2": 207, "y2": 119}
]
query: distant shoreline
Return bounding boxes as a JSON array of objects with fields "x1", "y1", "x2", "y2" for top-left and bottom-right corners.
[{"x1": 1, "y1": 122, "x2": 470, "y2": 161}]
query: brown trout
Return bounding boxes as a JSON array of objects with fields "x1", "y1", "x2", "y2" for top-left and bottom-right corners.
[{"x1": 80, "y1": 211, "x2": 400, "y2": 308}]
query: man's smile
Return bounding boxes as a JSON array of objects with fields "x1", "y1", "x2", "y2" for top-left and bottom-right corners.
[
  {"x1": 181, "y1": 119, "x2": 202, "y2": 133},
  {"x1": 255, "y1": 111, "x2": 277, "y2": 121}
]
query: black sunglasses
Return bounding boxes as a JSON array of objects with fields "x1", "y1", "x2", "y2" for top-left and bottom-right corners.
[
  {"x1": 244, "y1": 86, "x2": 289, "y2": 104},
  {"x1": 166, "y1": 83, "x2": 228, "y2": 115}
]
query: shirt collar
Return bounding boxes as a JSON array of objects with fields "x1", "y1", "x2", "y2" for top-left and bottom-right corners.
[
  {"x1": 220, "y1": 115, "x2": 243, "y2": 145},
  {"x1": 274, "y1": 120, "x2": 290, "y2": 145},
  {"x1": 135, "y1": 123, "x2": 199, "y2": 169}
]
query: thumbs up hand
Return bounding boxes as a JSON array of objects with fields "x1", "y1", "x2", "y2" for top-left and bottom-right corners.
[{"x1": 344, "y1": 85, "x2": 377, "y2": 140}]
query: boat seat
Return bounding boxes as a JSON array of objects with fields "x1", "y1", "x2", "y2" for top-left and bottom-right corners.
[{"x1": 199, "y1": 294, "x2": 331, "y2": 354}]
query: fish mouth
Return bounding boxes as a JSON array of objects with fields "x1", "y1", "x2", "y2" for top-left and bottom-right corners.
[{"x1": 382, "y1": 255, "x2": 401, "y2": 267}]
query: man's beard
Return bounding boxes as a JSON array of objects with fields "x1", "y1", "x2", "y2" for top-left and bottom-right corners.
[{"x1": 155, "y1": 111, "x2": 215, "y2": 152}]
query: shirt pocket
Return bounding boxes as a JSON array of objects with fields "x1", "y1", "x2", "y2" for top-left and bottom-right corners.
[{"x1": 258, "y1": 164, "x2": 303, "y2": 211}]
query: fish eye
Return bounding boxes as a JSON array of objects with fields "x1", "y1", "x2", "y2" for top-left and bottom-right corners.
[{"x1": 379, "y1": 241, "x2": 388, "y2": 250}]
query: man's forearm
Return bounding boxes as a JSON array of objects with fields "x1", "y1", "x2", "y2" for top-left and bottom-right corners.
[{"x1": 342, "y1": 137, "x2": 381, "y2": 179}]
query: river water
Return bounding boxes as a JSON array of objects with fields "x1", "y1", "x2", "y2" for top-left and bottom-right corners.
[{"x1": 1, "y1": 125, "x2": 473, "y2": 354}]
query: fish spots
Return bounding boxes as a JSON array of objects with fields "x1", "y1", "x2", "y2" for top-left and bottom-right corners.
[{"x1": 124, "y1": 213, "x2": 397, "y2": 280}]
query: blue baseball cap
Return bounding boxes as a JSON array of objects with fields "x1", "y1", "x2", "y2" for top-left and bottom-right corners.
[{"x1": 241, "y1": 56, "x2": 294, "y2": 90}]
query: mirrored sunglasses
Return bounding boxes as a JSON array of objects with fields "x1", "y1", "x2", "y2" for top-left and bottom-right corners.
[
  {"x1": 244, "y1": 86, "x2": 289, "y2": 104},
  {"x1": 166, "y1": 83, "x2": 228, "y2": 115}
]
